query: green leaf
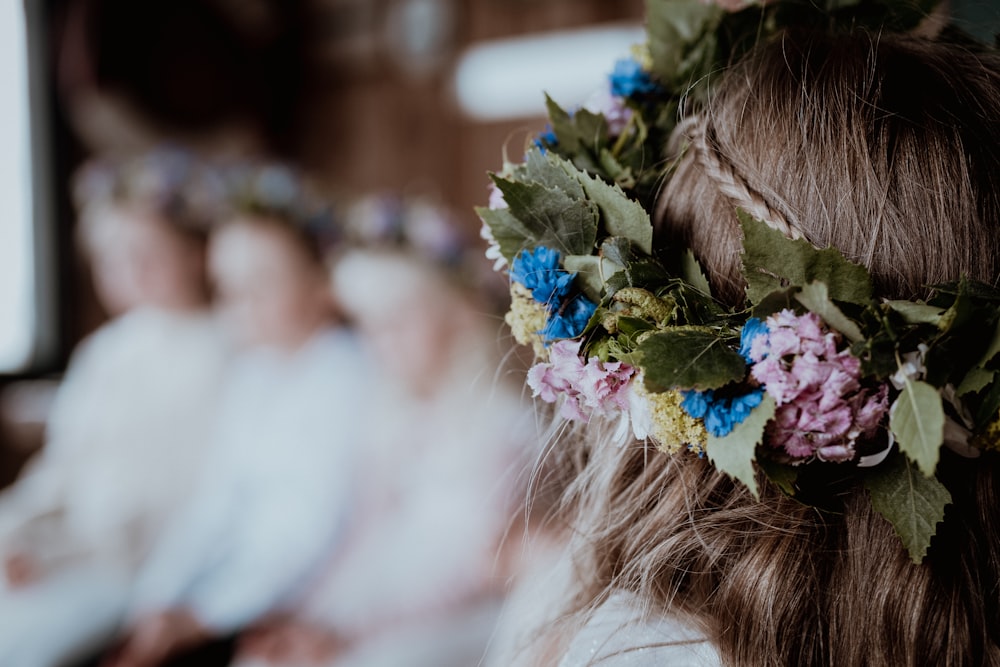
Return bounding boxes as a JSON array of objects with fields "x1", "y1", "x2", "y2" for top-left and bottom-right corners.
[
  {"x1": 680, "y1": 249, "x2": 712, "y2": 296},
  {"x1": 975, "y1": 379, "x2": 1000, "y2": 427},
  {"x1": 957, "y1": 368, "x2": 995, "y2": 397},
  {"x1": 758, "y1": 456, "x2": 798, "y2": 497},
  {"x1": 885, "y1": 300, "x2": 945, "y2": 326},
  {"x1": 475, "y1": 205, "x2": 532, "y2": 264},
  {"x1": 576, "y1": 169, "x2": 653, "y2": 255},
  {"x1": 545, "y1": 95, "x2": 582, "y2": 155},
  {"x1": 646, "y1": 0, "x2": 723, "y2": 92},
  {"x1": 601, "y1": 238, "x2": 673, "y2": 294},
  {"x1": 520, "y1": 148, "x2": 585, "y2": 199},
  {"x1": 795, "y1": 281, "x2": 865, "y2": 343},
  {"x1": 750, "y1": 287, "x2": 798, "y2": 319},
  {"x1": 705, "y1": 394, "x2": 776, "y2": 499},
  {"x1": 636, "y1": 327, "x2": 746, "y2": 391},
  {"x1": 545, "y1": 95, "x2": 608, "y2": 160},
  {"x1": 739, "y1": 210, "x2": 873, "y2": 307},
  {"x1": 889, "y1": 379, "x2": 945, "y2": 477},
  {"x1": 930, "y1": 278, "x2": 1000, "y2": 302},
  {"x1": 563, "y1": 254, "x2": 623, "y2": 303},
  {"x1": 491, "y1": 177, "x2": 599, "y2": 257},
  {"x1": 597, "y1": 148, "x2": 636, "y2": 189},
  {"x1": 936, "y1": 277, "x2": 977, "y2": 333},
  {"x1": 616, "y1": 316, "x2": 657, "y2": 337},
  {"x1": 975, "y1": 317, "x2": 1000, "y2": 368},
  {"x1": 864, "y1": 453, "x2": 951, "y2": 564}
]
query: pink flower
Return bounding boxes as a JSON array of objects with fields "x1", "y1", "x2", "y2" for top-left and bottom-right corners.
[
  {"x1": 749, "y1": 310, "x2": 889, "y2": 462},
  {"x1": 527, "y1": 340, "x2": 636, "y2": 422},
  {"x1": 816, "y1": 444, "x2": 854, "y2": 462}
]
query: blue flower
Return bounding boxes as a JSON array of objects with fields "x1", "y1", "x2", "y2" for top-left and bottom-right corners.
[
  {"x1": 738, "y1": 318, "x2": 769, "y2": 363},
  {"x1": 510, "y1": 247, "x2": 575, "y2": 305},
  {"x1": 533, "y1": 127, "x2": 558, "y2": 154},
  {"x1": 609, "y1": 58, "x2": 660, "y2": 98},
  {"x1": 680, "y1": 388, "x2": 765, "y2": 437},
  {"x1": 680, "y1": 390, "x2": 709, "y2": 419},
  {"x1": 510, "y1": 246, "x2": 595, "y2": 342},
  {"x1": 542, "y1": 294, "x2": 597, "y2": 341}
]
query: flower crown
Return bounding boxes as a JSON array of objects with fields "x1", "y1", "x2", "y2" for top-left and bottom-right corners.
[
  {"x1": 219, "y1": 161, "x2": 342, "y2": 256},
  {"x1": 477, "y1": 0, "x2": 999, "y2": 562},
  {"x1": 73, "y1": 148, "x2": 226, "y2": 234}
]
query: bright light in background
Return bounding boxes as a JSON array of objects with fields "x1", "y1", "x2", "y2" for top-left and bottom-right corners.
[
  {"x1": 454, "y1": 24, "x2": 644, "y2": 121},
  {"x1": 0, "y1": 2, "x2": 36, "y2": 372}
]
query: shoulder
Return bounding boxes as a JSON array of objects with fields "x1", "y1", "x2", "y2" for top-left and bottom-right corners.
[{"x1": 559, "y1": 591, "x2": 721, "y2": 667}]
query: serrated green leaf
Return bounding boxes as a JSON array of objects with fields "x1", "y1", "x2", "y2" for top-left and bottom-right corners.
[
  {"x1": 563, "y1": 254, "x2": 623, "y2": 303},
  {"x1": 758, "y1": 456, "x2": 798, "y2": 497},
  {"x1": 544, "y1": 95, "x2": 609, "y2": 162},
  {"x1": 885, "y1": 300, "x2": 944, "y2": 326},
  {"x1": 520, "y1": 148, "x2": 585, "y2": 199},
  {"x1": 601, "y1": 238, "x2": 673, "y2": 294},
  {"x1": 475, "y1": 205, "x2": 532, "y2": 264},
  {"x1": 864, "y1": 453, "x2": 951, "y2": 563},
  {"x1": 930, "y1": 279, "x2": 1000, "y2": 302},
  {"x1": 492, "y1": 177, "x2": 599, "y2": 257},
  {"x1": 975, "y1": 317, "x2": 1000, "y2": 368},
  {"x1": 597, "y1": 149, "x2": 636, "y2": 189},
  {"x1": 576, "y1": 169, "x2": 653, "y2": 255},
  {"x1": 573, "y1": 107, "x2": 609, "y2": 148},
  {"x1": 957, "y1": 368, "x2": 995, "y2": 397},
  {"x1": 889, "y1": 379, "x2": 944, "y2": 477},
  {"x1": 680, "y1": 249, "x2": 712, "y2": 296},
  {"x1": 545, "y1": 95, "x2": 582, "y2": 155},
  {"x1": 975, "y1": 379, "x2": 1000, "y2": 427},
  {"x1": 646, "y1": 0, "x2": 723, "y2": 92},
  {"x1": 600, "y1": 236, "x2": 643, "y2": 267},
  {"x1": 750, "y1": 287, "x2": 797, "y2": 318},
  {"x1": 637, "y1": 328, "x2": 746, "y2": 391},
  {"x1": 739, "y1": 211, "x2": 873, "y2": 307},
  {"x1": 936, "y1": 277, "x2": 976, "y2": 333},
  {"x1": 795, "y1": 281, "x2": 864, "y2": 343},
  {"x1": 705, "y1": 394, "x2": 776, "y2": 499}
]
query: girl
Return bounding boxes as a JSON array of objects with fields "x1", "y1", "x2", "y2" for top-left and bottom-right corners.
[
  {"x1": 480, "y1": 1, "x2": 1000, "y2": 664},
  {"x1": 109, "y1": 167, "x2": 370, "y2": 667},
  {"x1": 0, "y1": 150, "x2": 231, "y2": 667}
]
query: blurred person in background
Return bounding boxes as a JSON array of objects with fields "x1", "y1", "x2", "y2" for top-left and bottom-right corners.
[
  {"x1": 0, "y1": 149, "x2": 231, "y2": 667},
  {"x1": 233, "y1": 195, "x2": 537, "y2": 667},
  {"x1": 105, "y1": 166, "x2": 370, "y2": 667}
]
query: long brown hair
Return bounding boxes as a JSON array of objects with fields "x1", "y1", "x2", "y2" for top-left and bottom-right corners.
[
  {"x1": 660, "y1": 29, "x2": 1000, "y2": 305},
  {"x1": 555, "y1": 30, "x2": 1000, "y2": 666}
]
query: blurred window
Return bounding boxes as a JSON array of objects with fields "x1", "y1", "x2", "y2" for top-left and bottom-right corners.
[
  {"x1": 0, "y1": 2, "x2": 53, "y2": 374},
  {"x1": 454, "y1": 24, "x2": 643, "y2": 121}
]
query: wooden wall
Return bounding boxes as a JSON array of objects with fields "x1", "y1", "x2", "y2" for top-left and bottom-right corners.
[
  {"x1": 42, "y1": 0, "x2": 645, "y2": 360},
  {"x1": 296, "y1": 0, "x2": 645, "y2": 228}
]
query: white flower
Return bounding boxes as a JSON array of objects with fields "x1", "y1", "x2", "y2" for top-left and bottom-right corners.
[
  {"x1": 628, "y1": 383, "x2": 653, "y2": 441},
  {"x1": 479, "y1": 221, "x2": 506, "y2": 271},
  {"x1": 890, "y1": 343, "x2": 929, "y2": 390}
]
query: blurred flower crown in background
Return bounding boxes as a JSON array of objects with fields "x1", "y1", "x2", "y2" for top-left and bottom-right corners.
[
  {"x1": 73, "y1": 148, "x2": 508, "y2": 311},
  {"x1": 72, "y1": 148, "x2": 228, "y2": 236}
]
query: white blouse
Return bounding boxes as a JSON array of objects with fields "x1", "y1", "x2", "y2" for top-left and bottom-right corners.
[
  {"x1": 298, "y1": 349, "x2": 533, "y2": 639},
  {"x1": 0, "y1": 307, "x2": 230, "y2": 576},
  {"x1": 128, "y1": 327, "x2": 371, "y2": 633},
  {"x1": 559, "y1": 591, "x2": 721, "y2": 667}
]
